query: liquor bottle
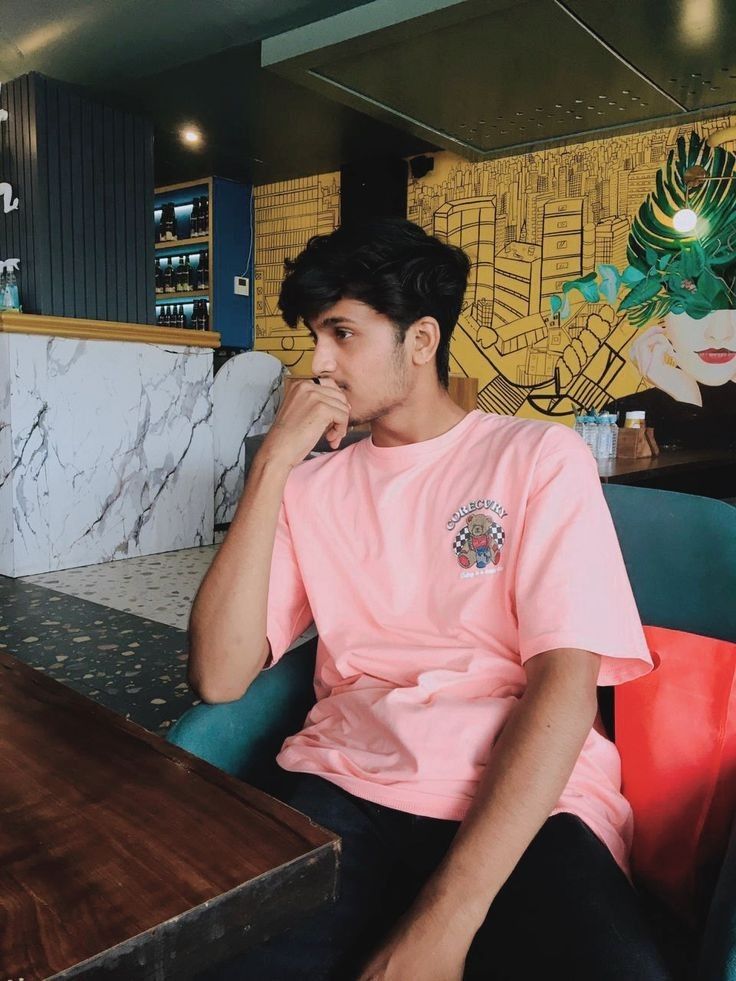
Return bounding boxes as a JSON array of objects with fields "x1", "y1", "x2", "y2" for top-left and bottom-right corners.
[
  {"x1": 155, "y1": 258, "x2": 163, "y2": 294},
  {"x1": 163, "y1": 258, "x2": 174, "y2": 292},
  {"x1": 201, "y1": 196, "x2": 209, "y2": 236},
  {"x1": 171, "y1": 202, "x2": 179, "y2": 241},
  {"x1": 176, "y1": 303, "x2": 184, "y2": 328},
  {"x1": 198, "y1": 250, "x2": 209, "y2": 288},
  {"x1": 202, "y1": 300, "x2": 210, "y2": 331},
  {"x1": 157, "y1": 205, "x2": 166, "y2": 242},
  {"x1": 157, "y1": 306, "x2": 164, "y2": 326},
  {"x1": 191, "y1": 198, "x2": 200, "y2": 237},
  {"x1": 182, "y1": 254, "x2": 192, "y2": 291},
  {"x1": 160, "y1": 203, "x2": 175, "y2": 241},
  {"x1": 192, "y1": 299, "x2": 200, "y2": 329}
]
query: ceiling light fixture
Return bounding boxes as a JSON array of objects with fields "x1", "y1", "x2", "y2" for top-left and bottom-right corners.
[
  {"x1": 181, "y1": 127, "x2": 203, "y2": 146},
  {"x1": 673, "y1": 161, "x2": 734, "y2": 233}
]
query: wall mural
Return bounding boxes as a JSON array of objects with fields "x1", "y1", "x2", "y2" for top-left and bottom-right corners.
[
  {"x1": 253, "y1": 113, "x2": 736, "y2": 446},
  {"x1": 410, "y1": 114, "x2": 736, "y2": 446},
  {"x1": 253, "y1": 172, "x2": 339, "y2": 374}
]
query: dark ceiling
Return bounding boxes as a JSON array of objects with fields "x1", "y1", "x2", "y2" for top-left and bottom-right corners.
[{"x1": 2, "y1": 0, "x2": 736, "y2": 187}]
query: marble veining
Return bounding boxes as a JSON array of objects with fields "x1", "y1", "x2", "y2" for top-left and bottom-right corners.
[
  {"x1": 213, "y1": 352, "x2": 285, "y2": 525},
  {"x1": 2, "y1": 334, "x2": 215, "y2": 576}
]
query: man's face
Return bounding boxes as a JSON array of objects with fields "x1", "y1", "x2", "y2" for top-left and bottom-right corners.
[{"x1": 307, "y1": 298, "x2": 413, "y2": 426}]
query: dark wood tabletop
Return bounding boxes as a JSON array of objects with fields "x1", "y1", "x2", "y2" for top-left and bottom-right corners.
[
  {"x1": 0, "y1": 651, "x2": 339, "y2": 981},
  {"x1": 597, "y1": 448, "x2": 736, "y2": 484}
]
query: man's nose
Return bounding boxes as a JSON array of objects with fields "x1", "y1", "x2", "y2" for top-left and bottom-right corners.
[{"x1": 311, "y1": 340, "x2": 337, "y2": 376}]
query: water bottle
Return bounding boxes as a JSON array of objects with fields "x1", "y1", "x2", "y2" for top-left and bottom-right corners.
[
  {"x1": 582, "y1": 415, "x2": 597, "y2": 457},
  {"x1": 596, "y1": 414, "x2": 612, "y2": 460},
  {"x1": 574, "y1": 414, "x2": 585, "y2": 440},
  {"x1": 4, "y1": 269, "x2": 20, "y2": 310},
  {"x1": 594, "y1": 414, "x2": 606, "y2": 460},
  {"x1": 609, "y1": 413, "x2": 619, "y2": 459}
]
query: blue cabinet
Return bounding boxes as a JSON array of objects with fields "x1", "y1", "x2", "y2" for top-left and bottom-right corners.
[{"x1": 154, "y1": 176, "x2": 253, "y2": 348}]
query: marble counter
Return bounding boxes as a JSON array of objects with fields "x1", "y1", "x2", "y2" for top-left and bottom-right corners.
[
  {"x1": 1, "y1": 332, "x2": 214, "y2": 576},
  {"x1": 213, "y1": 352, "x2": 285, "y2": 525}
]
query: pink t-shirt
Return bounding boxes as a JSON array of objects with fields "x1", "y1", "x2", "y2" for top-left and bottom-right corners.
[{"x1": 265, "y1": 410, "x2": 652, "y2": 873}]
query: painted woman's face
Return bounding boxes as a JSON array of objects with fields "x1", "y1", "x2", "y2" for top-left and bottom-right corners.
[{"x1": 664, "y1": 310, "x2": 736, "y2": 386}]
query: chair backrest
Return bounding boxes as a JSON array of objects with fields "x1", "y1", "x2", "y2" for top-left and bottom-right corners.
[{"x1": 602, "y1": 485, "x2": 736, "y2": 644}]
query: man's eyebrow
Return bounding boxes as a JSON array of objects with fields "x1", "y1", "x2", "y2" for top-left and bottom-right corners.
[{"x1": 310, "y1": 317, "x2": 357, "y2": 330}]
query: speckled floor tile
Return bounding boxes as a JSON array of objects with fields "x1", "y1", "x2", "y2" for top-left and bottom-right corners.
[
  {"x1": 6, "y1": 544, "x2": 317, "y2": 737},
  {"x1": 23, "y1": 544, "x2": 317, "y2": 650},
  {"x1": 23, "y1": 545, "x2": 221, "y2": 631},
  {"x1": 0, "y1": 576, "x2": 200, "y2": 735}
]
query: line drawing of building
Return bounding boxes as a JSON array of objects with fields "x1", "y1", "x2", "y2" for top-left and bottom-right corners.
[{"x1": 253, "y1": 173, "x2": 339, "y2": 371}]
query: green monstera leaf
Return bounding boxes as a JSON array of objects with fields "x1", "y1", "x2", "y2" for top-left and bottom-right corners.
[{"x1": 628, "y1": 132, "x2": 736, "y2": 273}]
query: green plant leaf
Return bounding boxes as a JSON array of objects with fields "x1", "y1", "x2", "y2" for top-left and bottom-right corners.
[{"x1": 618, "y1": 274, "x2": 664, "y2": 310}]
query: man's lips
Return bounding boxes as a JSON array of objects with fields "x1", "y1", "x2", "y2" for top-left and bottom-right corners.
[{"x1": 696, "y1": 349, "x2": 736, "y2": 364}]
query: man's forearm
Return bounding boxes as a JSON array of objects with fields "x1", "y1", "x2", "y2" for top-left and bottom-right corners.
[{"x1": 417, "y1": 648, "x2": 601, "y2": 934}]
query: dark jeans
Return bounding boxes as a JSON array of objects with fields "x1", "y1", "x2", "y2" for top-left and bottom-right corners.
[{"x1": 198, "y1": 769, "x2": 673, "y2": 981}]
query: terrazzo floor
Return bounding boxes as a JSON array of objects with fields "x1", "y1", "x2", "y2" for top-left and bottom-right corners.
[{"x1": 2, "y1": 539, "x2": 316, "y2": 736}]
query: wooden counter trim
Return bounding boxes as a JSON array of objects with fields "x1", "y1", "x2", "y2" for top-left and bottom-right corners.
[{"x1": 0, "y1": 311, "x2": 221, "y2": 348}]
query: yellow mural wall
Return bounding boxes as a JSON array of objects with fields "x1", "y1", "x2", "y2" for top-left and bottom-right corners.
[
  {"x1": 253, "y1": 172, "x2": 339, "y2": 375},
  {"x1": 409, "y1": 112, "x2": 736, "y2": 422},
  {"x1": 254, "y1": 111, "x2": 736, "y2": 422}
]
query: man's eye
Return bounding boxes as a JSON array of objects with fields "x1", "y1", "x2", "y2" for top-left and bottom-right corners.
[{"x1": 336, "y1": 330, "x2": 352, "y2": 340}]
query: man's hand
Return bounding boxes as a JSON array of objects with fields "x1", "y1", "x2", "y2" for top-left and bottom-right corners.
[
  {"x1": 258, "y1": 376, "x2": 351, "y2": 468},
  {"x1": 357, "y1": 899, "x2": 476, "y2": 981}
]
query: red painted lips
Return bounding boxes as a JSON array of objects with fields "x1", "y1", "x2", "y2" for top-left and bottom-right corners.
[{"x1": 696, "y1": 349, "x2": 736, "y2": 364}]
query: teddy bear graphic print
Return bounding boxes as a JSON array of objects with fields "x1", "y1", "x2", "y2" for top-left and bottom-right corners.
[{"x1": 448, "y1": 498, "x2": 508, "y2": 578}]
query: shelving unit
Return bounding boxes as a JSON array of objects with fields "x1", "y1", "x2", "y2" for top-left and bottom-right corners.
[{"x1": 153, "y1": 176, "x2": 253, "y2": 348}]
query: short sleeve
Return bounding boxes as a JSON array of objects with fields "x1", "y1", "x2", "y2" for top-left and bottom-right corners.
[
  {"x1": 265, "y1": 498, "x2": 314, "y2": 667},
  {"x1": 514, "y1": 425, "x2": 652, "y2": 685}
]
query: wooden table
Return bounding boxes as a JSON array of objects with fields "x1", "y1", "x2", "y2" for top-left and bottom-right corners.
[
  {"x1": 597, "y1": 448, "x2": 736, "y2": 494},
  {"x1": 0, "y1": 652, "x2": 339, "y2": 980}
]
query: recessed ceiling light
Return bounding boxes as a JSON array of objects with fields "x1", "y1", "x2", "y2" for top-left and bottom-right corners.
[{"x1": 181, "y1": 127, "x2": 203, "y2": 146}]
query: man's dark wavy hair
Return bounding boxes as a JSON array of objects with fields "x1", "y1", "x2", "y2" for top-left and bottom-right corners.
[{"x1": 278, "y1": 217, "x2": 471, "y2": 389}]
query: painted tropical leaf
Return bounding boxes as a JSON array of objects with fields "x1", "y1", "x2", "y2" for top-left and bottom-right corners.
[{"x1": 627, "y1": 131, "x2": 736, "y2": 272}]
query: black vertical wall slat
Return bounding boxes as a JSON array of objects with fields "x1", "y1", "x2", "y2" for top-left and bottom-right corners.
[
  {"x1": 141, "y1": 115, "x2": 154, "y2": 324},
  {"x1": 103, "y1": 105, "x2": 116, "y2": 323},
  {"x1": 20, "y1": 75, "x2": 36, "y2": 309},
  {"x1": 114, "y1": 109, "x2": 128, "y2": 323},
  {"x1": 92, "y1": 99, "x2": 106, "y2": 321},
  {"x1": 57, "y1": 83, "x2": 74, "y2": 316},
  {"x1": 45, "y1": 78, "x2": 64, "y2": 315},
  {"x1": 1, "y1": 71, "x2": 153, "y2": 322},
  {"x1": 123, "y1": 112, "x2": 135, "y2": 324},
  {"x1": 31, "y1": 74, "x2": 51, "y2": 315},
  {"x1": 80, "y1": 97, "x2": 95, "y2": 318},
  {"x1": 68, "y1": 90, "x2": 85, "y2": 319}
]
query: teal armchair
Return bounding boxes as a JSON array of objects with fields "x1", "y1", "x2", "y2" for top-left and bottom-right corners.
[{"x1": 168, "y1": 485, "x2": 736, "y2": 980}]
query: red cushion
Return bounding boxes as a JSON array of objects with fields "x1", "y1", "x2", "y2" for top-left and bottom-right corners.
[{"x1": 615, "y1": 624, "x2": 736, "y2": 925}]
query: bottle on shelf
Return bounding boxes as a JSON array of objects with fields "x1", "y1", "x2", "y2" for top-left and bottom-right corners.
[
  {"x1": 155, "y1": 258, "x2": 163, "y2": 294},
  {"x1": 163, "y1": 257, "x2": 174, "y2": 293},
  {"x1": 176, "y1": 255, "x2": 191, "y2": 292},
  {"x1": 198, "y1": 250, "x2": 209, "y2": 289},
  {"x1": 2, "y1": 268, "x2": 21, "y2": 311},
  {"x1": 202, "y1": 299, "x2": 210, "y2": 330},
  {"x1": 156, "y1": 306, "x2": 164, "y2": 326},
  {"x1": 159, "y1": 202, "x2": 178, "y2": 242},
  {"x1": 192, "y1": 198, "x2": 202, "y2": 237},
  {"x1": 201, "y1": 196, "x2": 209, "y2": 236},
  {"x1": 176, "y1": 303, "x2": 185, "y2": 328}
]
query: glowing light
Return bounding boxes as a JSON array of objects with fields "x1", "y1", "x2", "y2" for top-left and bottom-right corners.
[
  {"x1": 673, "y1": 208, "x2": 698, "y2": 233},
  {"x1": 181, "y1": 128, "x2": 202, "y2": 146}
]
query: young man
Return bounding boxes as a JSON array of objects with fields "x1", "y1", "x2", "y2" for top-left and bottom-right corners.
[{"x1": 189, "y1": 218, "x2": 671, "y2": 981}]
